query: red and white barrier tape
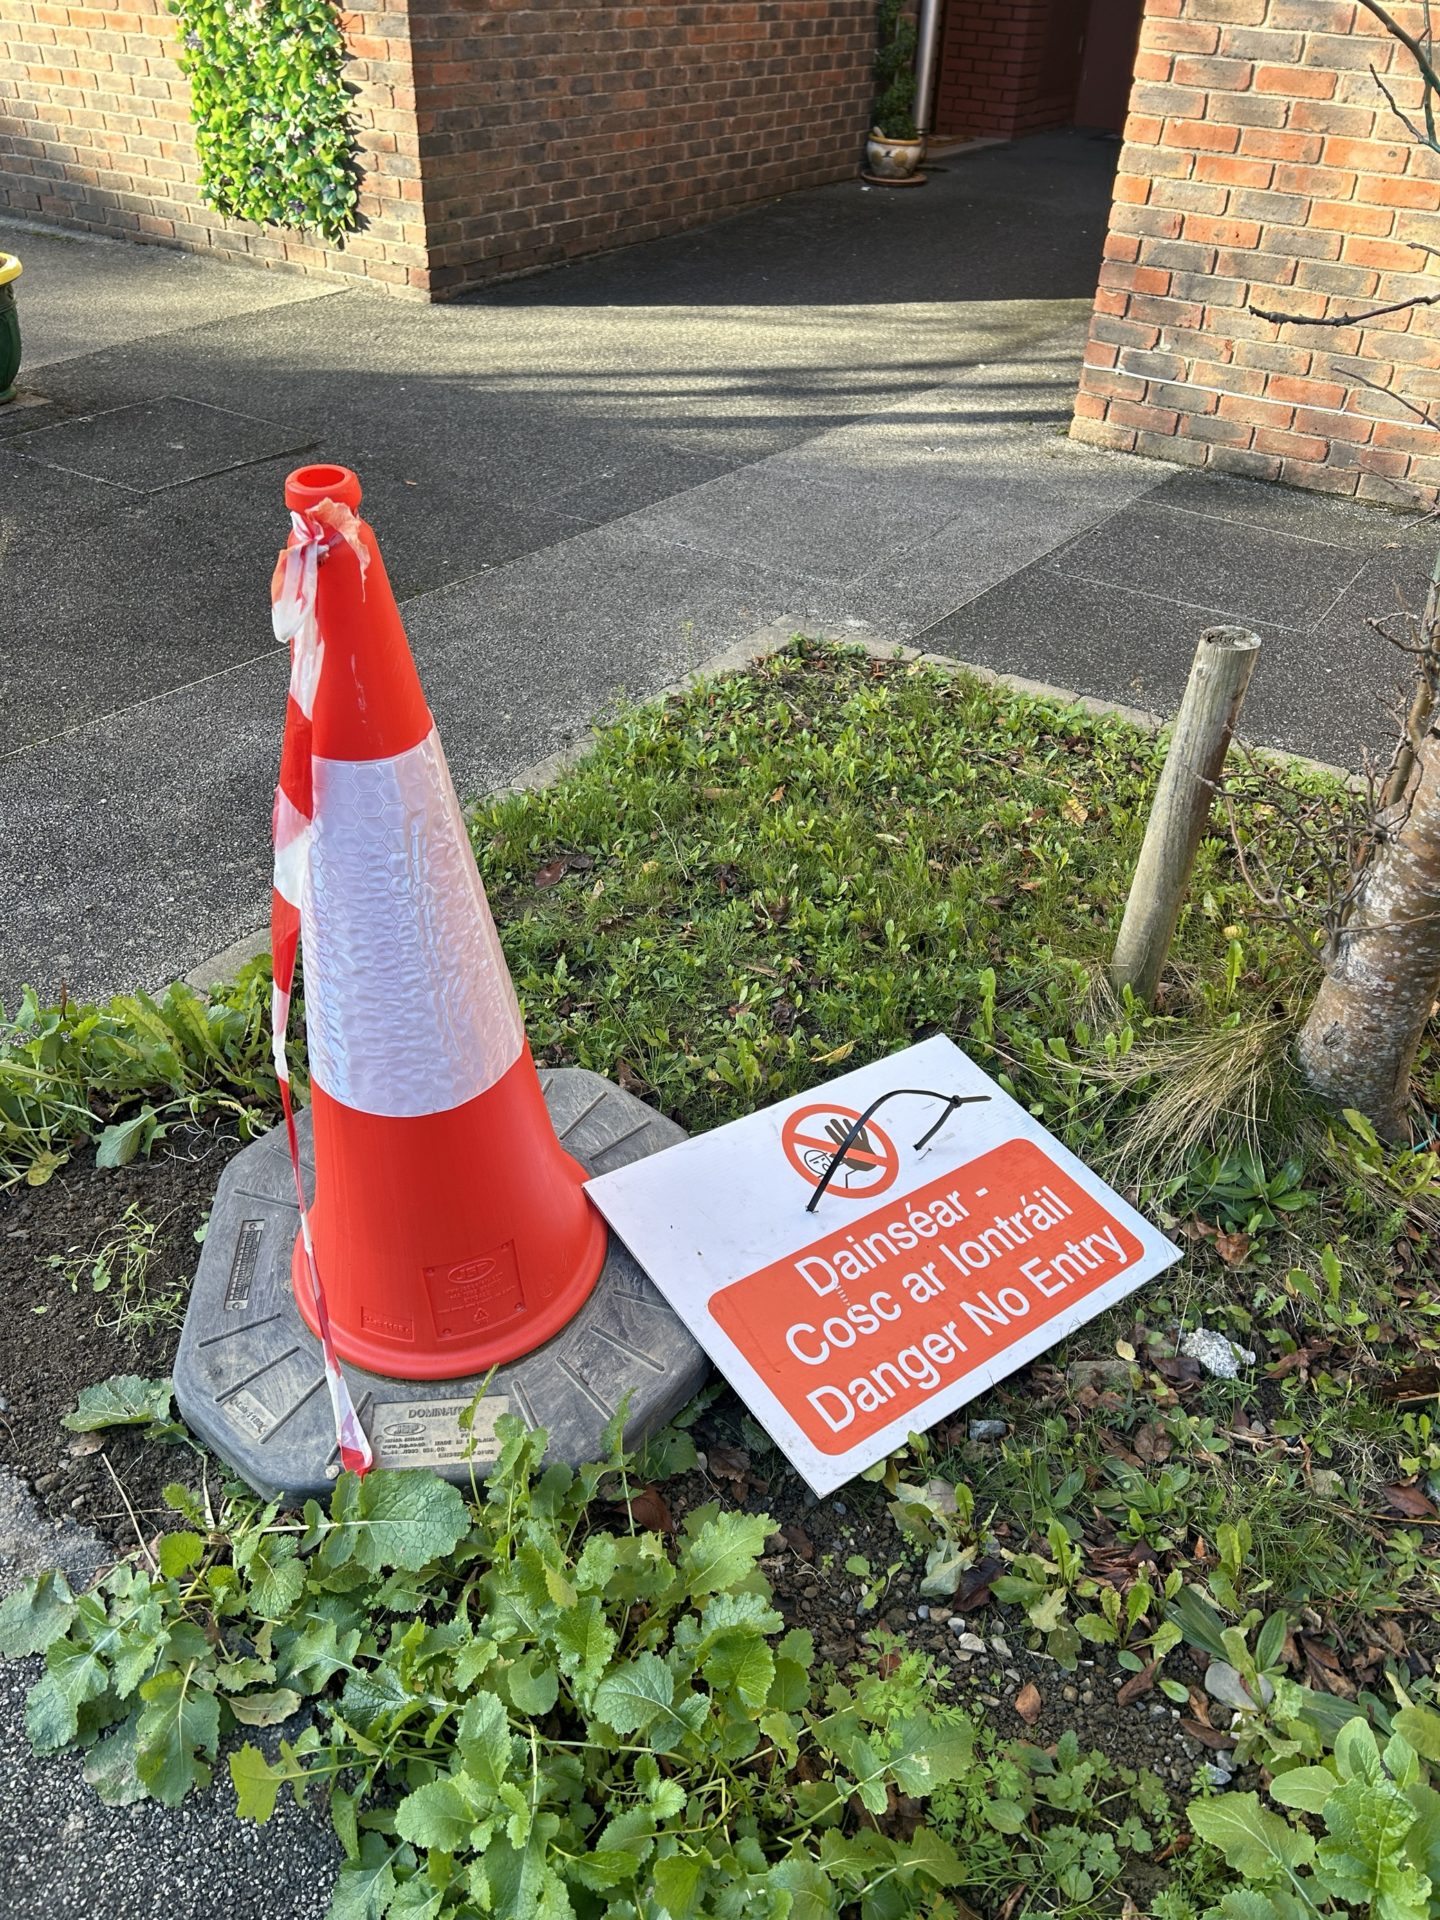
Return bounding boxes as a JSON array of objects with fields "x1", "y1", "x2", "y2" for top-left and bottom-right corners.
[{"x1": 269, "y1": 503, "x2": 374, "y2": 1477}]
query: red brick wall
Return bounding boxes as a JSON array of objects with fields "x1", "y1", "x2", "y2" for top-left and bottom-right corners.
[
  {"x1": 1072, "y1": 0, "x2": 1440, "y2": 505},
  {"x1": 934, "y1": 0, "x2": 1086, "y2": 141},
  {"x1": 0, "y1": 2, "x2": 428, "y2": 289},
  {"x1": 0, "y1": 1, "x2": 877, "y2": 300},
  {"x1": 409, "y1": 2, "x2": 877, "y2": 298}
]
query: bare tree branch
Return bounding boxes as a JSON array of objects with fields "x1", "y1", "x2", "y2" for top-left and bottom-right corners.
[
  {"x1": 1352, "y1": 366, "x2": 1440, "y2": 430},
  {"x1": 1250, "y1": 289, "x2": 1440, "y2": 329},
  {"x1": 1356, "y1": 0, "x2": 1440, "y2": 125}
]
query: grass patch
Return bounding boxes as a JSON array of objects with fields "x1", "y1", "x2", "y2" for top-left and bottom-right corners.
[{"x1": 471, "y1": 640, "x2": 1440, "y2": 1684}]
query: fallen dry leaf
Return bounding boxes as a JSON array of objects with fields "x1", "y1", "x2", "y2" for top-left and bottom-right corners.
[
  {"x1": 625, "y1": 1486, "x2": 674, "y2": 1534},
  {"x1": 1013, "y1": 1682, "x2": 1043, "y2": 1726},
  {"x1": 1214, "y1": 1228, "x2": 1251, "y2": 1269},
  {"x1": 1181, "y1": 1718, "x2": 1236, "y2": 1751},
  {"x1": 1303, "y1": 1643, "x2": 1357, "y2": 1699},
  {"x1": 709, "y1": 1444, "x2": 751, "y2": 1483},
  {"x1": 781, "y1": 1523, "x2": 814, "y2": 1561},
  {"x1": 1384, "y1": 1483, "x2": 1437, "y2": 1520},
  {"x1": 1132, "y1": 1422, "x2": 1172, "y2": 1466},
  {"x1": 1374, "y1": 1616, "x2": 1408, "y2": 1658},
  {"x1": 1116, "y1": 1661, "x2": 1158, "y2": 1708},
  {"x1": 954, "y1": 1556, "x2": 1004, "y2": 1611},
  {"x1": 1156, "y1": 1353, "x2": 1204, "y2": 1389}
]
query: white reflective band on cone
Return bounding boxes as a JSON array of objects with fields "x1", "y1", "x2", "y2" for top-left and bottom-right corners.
[{"x1": 302, "y1": 729, "x2": 525, "y2": 1118}]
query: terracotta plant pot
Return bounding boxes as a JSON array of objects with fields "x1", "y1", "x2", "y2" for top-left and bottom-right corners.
[{"x1": 865, "y1": 130, "x2": 926, "y2": 180}]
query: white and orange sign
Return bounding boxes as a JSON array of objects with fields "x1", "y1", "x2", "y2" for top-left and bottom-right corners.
[{"x1": 586, "y1": 1035, "x2": 1179, "y2": 1494}]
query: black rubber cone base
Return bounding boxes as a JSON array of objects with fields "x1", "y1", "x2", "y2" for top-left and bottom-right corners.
[{"x1": 174, "y1": 1070, "x2": 709, "y2": 1502}]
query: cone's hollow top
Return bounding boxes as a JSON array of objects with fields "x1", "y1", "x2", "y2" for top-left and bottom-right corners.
[{"x1": 286, "y1": 463, "x2": 362, "y2": 513}]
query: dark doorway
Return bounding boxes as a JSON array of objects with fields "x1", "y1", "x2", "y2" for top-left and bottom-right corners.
[{"x1": 932, "y1": 0, "x2": 1144, "y2": 142}]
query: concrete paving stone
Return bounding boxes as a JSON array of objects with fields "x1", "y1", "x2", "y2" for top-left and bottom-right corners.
[
  {"x1": 622, "y1": 464, "x2": 961, "y2": 583},
  {"x1": 0, "y1": 441, "x2": 130, "y2": 518},
  {"x1": 759, "y1": 373, "x2": 1086, "y2": 486},
  {"x1": 0, "y1": 220, "x2": 340, "y2": 374},
  {"x1": 0, "y1": 1650, "x2": 340, "y2": 1920},
  {"x1": 808, "y1": 447, "x2": 1175, "y2": 637},
  {"x1": 760, "y1": 384, "x2": 1169, "y2": 522},
  {"x1": 1301, "y1": 527, "x2": 1440, "y2": 752},
  {"x1": 1049, "y1": 497, "x2": 1370, "y2": 634},
  {"x1": 1, "y1": 650, "x2": 287, "y2": 1003},
  {"x1": 7, "y1": 394, "x2": 313, "y2": 494},
  {"x1": 298, "y1": 453, "x2": 598, "y2": 603},
  {"x1": 0, "y1": 392, "x2": 65, "y2": 438},
  {"x1": 403, "y1": 523, "x2": 815, "y2": 790},
  {"x1": 0, "y1": 454, "x2": 598, "y2": 754},
  {"x1": 547, "y1": 445, "x2": 742, "y2": 522},
  {"x1": 1, "y1": 458, "x2": 276, "y2": 755},
  {"x1": 1148, "y1": 465, "x2": 1422, "y2": 554},
  {"x1": 0, "y1": 522, "x2": 806, "y2": 1003},
  {"x1": 919, "y1": 561, "x2": 1398, "y2": 768},
  {"x1": 1304, "y1": 512, "x2": 1438, "y2": 632}
]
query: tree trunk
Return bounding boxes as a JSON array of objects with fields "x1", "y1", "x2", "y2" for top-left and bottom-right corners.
[{"x1": 1299, "y1": 731, "x2": 1440, "y2": 1140}]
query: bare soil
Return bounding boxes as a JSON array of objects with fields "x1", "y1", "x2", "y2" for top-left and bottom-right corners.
[{"x1": 0, "y1": 1126, "x2": 243, "y2": 1547}]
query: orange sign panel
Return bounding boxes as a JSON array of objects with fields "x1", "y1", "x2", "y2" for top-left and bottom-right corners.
[{"x1": 710, "y1": 1138, "x2": 1142, "y2": 1454}]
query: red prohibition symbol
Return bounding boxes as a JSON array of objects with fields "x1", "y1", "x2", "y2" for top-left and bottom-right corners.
[{"x1": 781, "y1": 1103, "x2": 901, "y2": 1200}]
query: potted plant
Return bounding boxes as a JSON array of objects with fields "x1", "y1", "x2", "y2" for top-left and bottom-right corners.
[
  {"x1": 866, "y1": 0, "x2": 925, "y2": 183},
  {"x1": 0, "y1": 253, "x2": 20, "y2": 404}
]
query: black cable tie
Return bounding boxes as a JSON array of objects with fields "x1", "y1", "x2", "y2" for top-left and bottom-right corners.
[{"x1": 804, "y1": 1085, "x2": 991, "y2": 1214}]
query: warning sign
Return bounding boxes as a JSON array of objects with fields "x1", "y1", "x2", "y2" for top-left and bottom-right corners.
[
  {"x1": 712, "y1": 1140, "x2": 1140, "y2": 1453},
  {"x1": 781, "y1": 1104, "x2": 900, "y2": 1198},
  {"x1": 586, "y1": 1035, "x2": 1179, "y2": 1494}
]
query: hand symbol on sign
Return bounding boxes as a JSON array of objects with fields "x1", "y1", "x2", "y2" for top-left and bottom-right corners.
[{"x1": 798, "y1": 1117, "x2": 880, "y2": 1189}]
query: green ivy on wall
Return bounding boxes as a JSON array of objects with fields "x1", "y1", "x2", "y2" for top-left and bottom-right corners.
[{"x1": 169, "y1": 0, "x2": 359, "y2": 243}]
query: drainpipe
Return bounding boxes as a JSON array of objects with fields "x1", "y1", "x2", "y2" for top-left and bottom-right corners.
[{"x1": 914, "y1": 0, "x2": 943, "y2": 135}]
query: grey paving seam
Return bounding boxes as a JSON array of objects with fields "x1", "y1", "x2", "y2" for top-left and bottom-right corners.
[
  {"x1": 1050, "y1": 566, "x2": 1322, "y2": 634},
  {"x1": 1148, "y1": 496, "x2": 1410, "y2": 553}
]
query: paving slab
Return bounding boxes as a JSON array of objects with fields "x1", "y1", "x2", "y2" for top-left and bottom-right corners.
[
  {"x1": 1149, "y1": 466, "x2": 1416, "y2": 554},
  {"x1": 8, "y1": 394, "x2": 311, "y2": 493},
  {"x1": 917, "y1": 463, "x2": 1427, "y2": 770},
  {"x1": 1049, "y1": 498, "x2": 1370, "y2": 633},
  {"x1": 627, "y1": 463, "x2": 963, "y2": 581},
  {"x1": 0, "y1": 221, "x2": 339, "y2": 373},
  {"x1": 0, "y1": 521, "x2": 816, "y2": 1001}
]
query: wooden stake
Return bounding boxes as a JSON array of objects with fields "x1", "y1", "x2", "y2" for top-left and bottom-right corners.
[{"x1": 1111, "y1": 625, "x2": 1262, "y2": 1007}]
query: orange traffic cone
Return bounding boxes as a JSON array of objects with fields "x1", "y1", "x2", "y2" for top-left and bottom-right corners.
[{"x1": 273, "y1": 463, "x2": 607, "y2": 1380}]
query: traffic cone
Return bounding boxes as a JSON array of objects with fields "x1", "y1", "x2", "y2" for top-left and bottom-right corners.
[{"x1": 273, "y1": 462, "x2": 607, "y2": 1380}]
